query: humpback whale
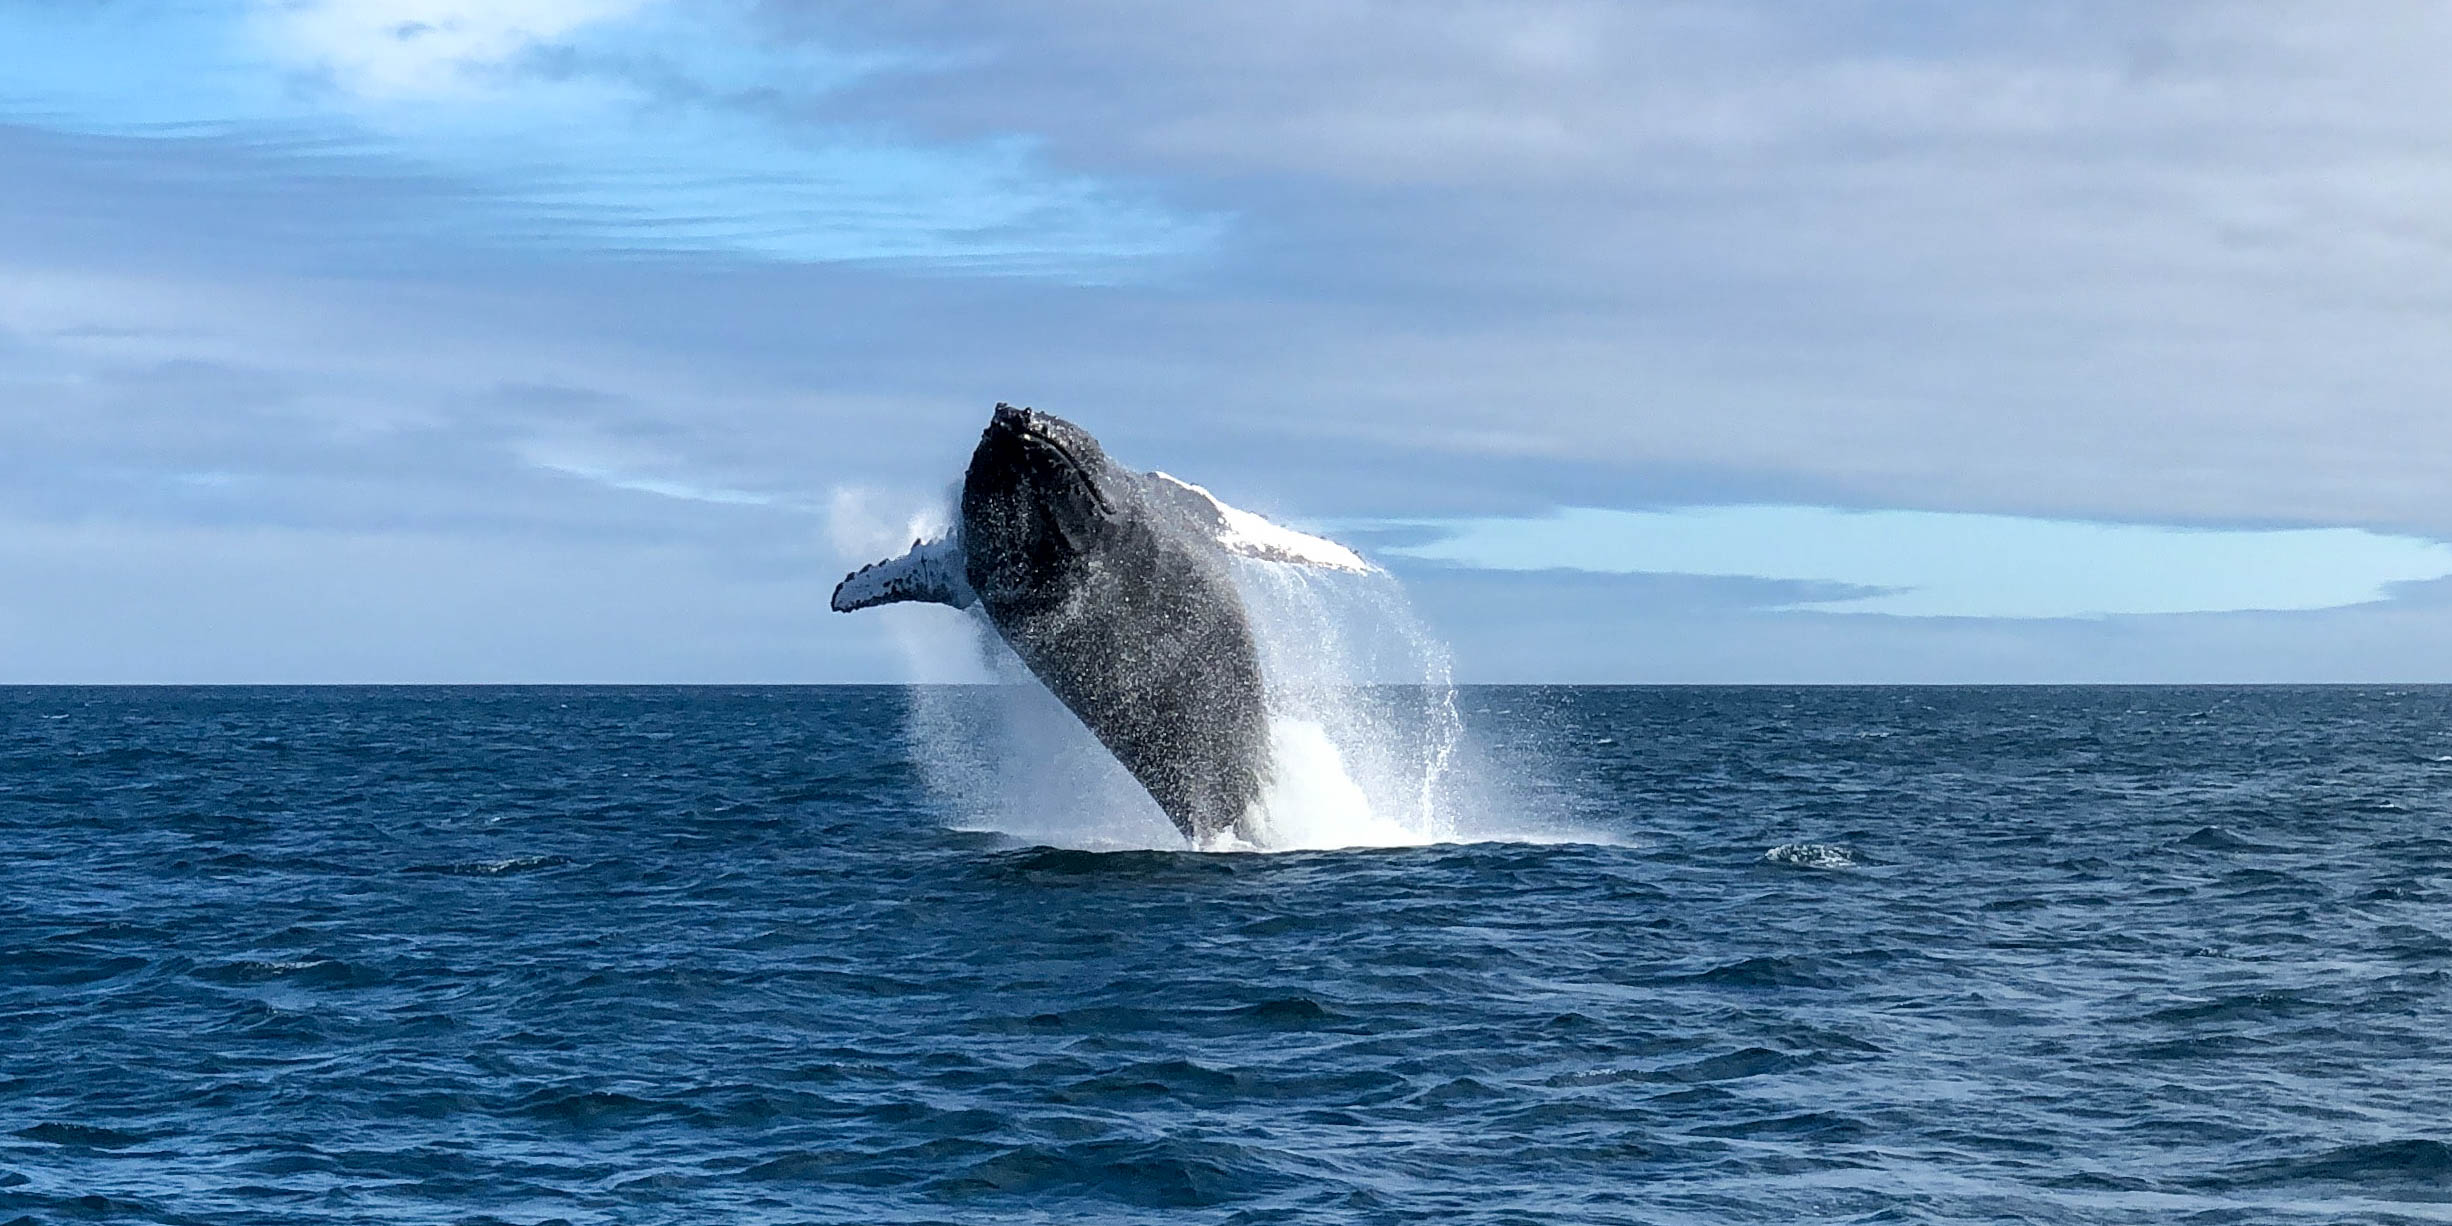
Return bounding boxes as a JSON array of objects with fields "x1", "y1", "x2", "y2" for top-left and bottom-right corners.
[{"x1": 832, "y1": 404, "x2": 1370, "y2": 843}]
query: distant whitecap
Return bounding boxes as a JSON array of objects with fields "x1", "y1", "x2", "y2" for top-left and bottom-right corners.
[{"x1": 1764, "y1": 842, "x2": 1860, "y2": 869}]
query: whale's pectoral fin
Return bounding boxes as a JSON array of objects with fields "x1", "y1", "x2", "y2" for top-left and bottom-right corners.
[
  {"x1": 831, "y1": 535, "x2": 978, "y2": 612},
  {"x1": 1145, "y1": 472, "x2": 1376, "y2": 573}
]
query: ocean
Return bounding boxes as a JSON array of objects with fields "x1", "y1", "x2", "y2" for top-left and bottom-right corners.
[{"x1": 4, "y1": 684, "x2": 2449, "y2": 1224}]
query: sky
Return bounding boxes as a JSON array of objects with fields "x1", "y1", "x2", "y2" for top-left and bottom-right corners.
[{"x1": 6, "y1": 1, "x2": 2452, "y2": 683}]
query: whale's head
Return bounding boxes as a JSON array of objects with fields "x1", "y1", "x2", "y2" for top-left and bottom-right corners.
[{"x1": 960, "y1": 404, "x2": 1125, "y2": 599}]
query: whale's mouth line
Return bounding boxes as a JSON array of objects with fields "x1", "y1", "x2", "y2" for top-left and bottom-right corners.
[{"x1": 1017, "y1": 431, "x2": 1115, "y2": 515}]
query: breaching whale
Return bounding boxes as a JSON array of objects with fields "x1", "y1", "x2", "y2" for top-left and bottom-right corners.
[{"x1": 832, "y1": 404, "x2": 1371, "y2": 843}]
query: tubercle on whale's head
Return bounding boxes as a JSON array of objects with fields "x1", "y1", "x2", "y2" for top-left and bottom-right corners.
[{"x1": 960, "y1": 403, "x2": 1125, "y2": 597}]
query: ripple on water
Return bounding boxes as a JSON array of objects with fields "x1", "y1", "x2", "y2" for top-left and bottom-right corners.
[
  {"x1": 14, "y1": 1124, "x2": 152, "y2": 1150},
  {"x1": 6, "y1": 685, "x2": 2452, "y2": 1223},
  {"x1": 2207, "y1": 1138, "x2": 2452, "y2": 1198}
]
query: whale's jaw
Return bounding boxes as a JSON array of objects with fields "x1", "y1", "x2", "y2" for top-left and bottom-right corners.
[{"x1": 960, "y1": 404, "x2": 1121, "y2": 603}]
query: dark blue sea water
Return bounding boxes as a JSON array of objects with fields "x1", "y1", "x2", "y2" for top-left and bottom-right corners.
[{"x1": 5, "y1": 685, "x2": 2451, "y2": 1224}]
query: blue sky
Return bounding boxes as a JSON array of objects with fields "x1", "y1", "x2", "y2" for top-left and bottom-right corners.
[{"x1": 6, "y1": 1, "x2": 2452, "y2": 682}]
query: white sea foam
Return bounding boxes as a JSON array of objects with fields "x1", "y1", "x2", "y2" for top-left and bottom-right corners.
[
  {"x1": 1231, "y1": 718, "x2": 1434, "y2": 850},
  {"x1": 1765, "y1": 842, "x2": 1860, "y2": 869}
]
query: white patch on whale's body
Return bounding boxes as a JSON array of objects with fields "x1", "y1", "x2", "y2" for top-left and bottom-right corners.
[
  {"x1": 1148, "y1": 473, "x2": 1375, "y2": 573},
  {"x1": 830, "y1": 474, "x2": 1372, "y2": 615}
]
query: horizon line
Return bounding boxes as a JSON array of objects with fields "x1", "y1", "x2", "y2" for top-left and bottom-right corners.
[{"x1": 7, "y1": 681, "x2": 2450, "y2": 690}]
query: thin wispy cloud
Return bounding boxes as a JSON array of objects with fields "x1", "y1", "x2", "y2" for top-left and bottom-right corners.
[
  {"x1": 520, "y1": 447, "x2": 813, "y2": 512},
  {"x1": 0, "y1": 1, "x2": 1213, "y2": 274},
  {"x1": 1371, "y1": 506, "x2": 2452, "y2": 619}
]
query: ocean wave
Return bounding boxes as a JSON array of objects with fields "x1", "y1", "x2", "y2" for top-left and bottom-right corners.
[
  {"x1": 15, "y1": 1122, "x2": 153, "y2": 1149},
  {"x1": 2209, "y1": 1138, "x2": 2452, "y2": 1195}
]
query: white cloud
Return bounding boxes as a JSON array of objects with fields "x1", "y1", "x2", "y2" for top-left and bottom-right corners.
[
  {"x1": 260, "y1": 0, "x2": 655, "y2": 99},
  {"x1": 852, "y1": 2, "x2": 2452, "y2": 184},
  {"x1": 0, "y1": 3, "x2": 1209, "y2": 274}
]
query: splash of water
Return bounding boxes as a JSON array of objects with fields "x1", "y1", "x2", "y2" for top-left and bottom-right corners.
[
  {"x1": 836, "y1": 488, "x2": 1552, "y2": 853},
  {"x1": 907, "y1": 561, "x2": 1479, "y2": 853},
  {"x1": 909, "y1": 642, "x2": 1185, "y2": 851},
  {"x1": 1228, "y1": 560, "x2": 1465, "y2": 851}
]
